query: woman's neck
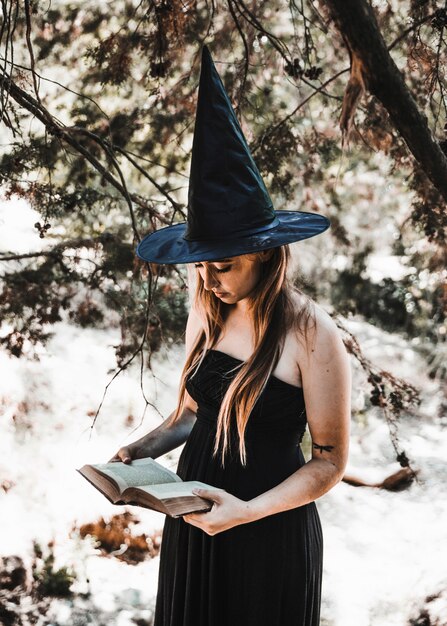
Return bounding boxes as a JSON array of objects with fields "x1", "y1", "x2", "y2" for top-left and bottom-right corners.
[{"x1": 216, "y1": 307, "x2": 255, "y2": 353}]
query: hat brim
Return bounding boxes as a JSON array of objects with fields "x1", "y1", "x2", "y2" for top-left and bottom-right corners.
[{"x1": 136, "y1": 210, "x2": 330, "y2": 264}]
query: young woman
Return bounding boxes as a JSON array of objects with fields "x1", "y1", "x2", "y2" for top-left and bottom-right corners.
[
  {"x1": 111, "y1": 247, "x2": 351, "y2": 625},
  {"x1": 111, "y1": 45, "x2": 351, "y2": 625}
]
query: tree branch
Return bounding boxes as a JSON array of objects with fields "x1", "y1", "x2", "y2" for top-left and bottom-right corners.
[
  {"x1": 0, "y1": 233, "x2": 121, "y2": 263},
  {"x1": 334, "y1": 316, "x2": 420, "y2": 477},
  {"x1": 387, "y1": 12, "x2": 438, "y2": 51},
  {"x1": 0, "y1": 73, "x2": 178, "y2": 229},
  {"x1": 323, "y1": 0, "x2": 447, "y2": 201},
  {"x1": 23, "y1": 0, "x2": 40, "y2": 103},
  {"x1": 231, "y1": 0, "x2": 338, "y2": 99},
  {"x1": 252, "y1": 67, "x2": 348, "y2": 153}
]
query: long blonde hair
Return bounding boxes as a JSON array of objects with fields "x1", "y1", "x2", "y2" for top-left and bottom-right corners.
[{"x1": 168, "y1": 245, "x2": 314, "y2": 466}]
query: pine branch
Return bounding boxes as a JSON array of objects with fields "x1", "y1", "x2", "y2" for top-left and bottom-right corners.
[{"x1": 89, "y1": 269, "x2": 158, "y2": 432}]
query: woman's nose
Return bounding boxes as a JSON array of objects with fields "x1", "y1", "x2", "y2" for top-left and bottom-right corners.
[{"x1": 203, "y1": 268, "x2": 219, "y2": 290}]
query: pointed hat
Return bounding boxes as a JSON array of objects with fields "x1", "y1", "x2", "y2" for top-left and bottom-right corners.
[{"x1": 136, "y1": 46, "x2": 329, "y2": 264}]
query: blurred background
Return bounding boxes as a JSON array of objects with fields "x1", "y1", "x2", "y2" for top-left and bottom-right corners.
[{"x1": 0, "y1": 1, "x2": 446, "y2": 624}]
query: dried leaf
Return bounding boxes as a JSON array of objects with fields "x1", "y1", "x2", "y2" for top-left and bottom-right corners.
[
  {"x1": 342, "y1": 467, "x2": 418, "y2": 491},
  {"x1": 340, "y1": 52, "x2": 366, "y2": 145}
]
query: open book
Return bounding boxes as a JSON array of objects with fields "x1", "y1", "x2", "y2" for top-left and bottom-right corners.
[{"x1": 77, "y1": 457, "x2": 214, "y2": 518}]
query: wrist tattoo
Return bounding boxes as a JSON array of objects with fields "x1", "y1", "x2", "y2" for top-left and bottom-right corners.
[{"x1": 313, "y1": 443, "x2": 335, "y2": 454}]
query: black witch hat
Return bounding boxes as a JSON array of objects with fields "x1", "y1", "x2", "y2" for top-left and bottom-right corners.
[{"x1": 136, "y1": 46, "x2": 329, "y2": 264}]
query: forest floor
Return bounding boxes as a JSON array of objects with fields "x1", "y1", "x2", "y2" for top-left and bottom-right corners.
[{"x1": 0, "y1": 313, "x2": 446, "y2": 626}]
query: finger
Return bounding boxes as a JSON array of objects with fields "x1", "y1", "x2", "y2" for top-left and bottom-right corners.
[
  {"x1": 117, "y1": 448, "x2": 132, "y2": 463},
  {"x1": 108, "y1": 450, "x2": 132, "y2": 464},
  {"x1": 192, "y1": 488, "x2": 223, "y2": 503},
  {"x1": 182, "y1": 515, "x2": 202, "y2": 528},
  {"x1": 184, "y1": 507, "x2": 213, "y2": 523},
  {"x1": 182, "y1": 516, "x2": 216, "y2": 536}
]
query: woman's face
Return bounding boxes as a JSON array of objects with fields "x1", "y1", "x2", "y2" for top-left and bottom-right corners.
[{"x1": 193, "y1": 253, "x2": 266, "y2": 306}]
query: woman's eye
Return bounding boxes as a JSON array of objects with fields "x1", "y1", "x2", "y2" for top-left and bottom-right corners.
[{"x1": 194, "y1": 264, "x2": 231, "y2": 273}]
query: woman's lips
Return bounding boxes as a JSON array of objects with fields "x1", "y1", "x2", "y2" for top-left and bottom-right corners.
[{"x1": 213, "y1": 292, "x2": 228, "y2": 298}]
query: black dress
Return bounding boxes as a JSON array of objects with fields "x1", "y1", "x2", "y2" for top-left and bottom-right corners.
[{"x1": 154, "y1": 350, "x2": 323, "y2": 626}]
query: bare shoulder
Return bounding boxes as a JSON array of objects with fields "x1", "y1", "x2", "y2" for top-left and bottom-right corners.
[
  {"x1": 289, "y1": 290, "x2": 345, "y2": 362},
  {"x1": 312, "y1": 300, "x2": 342, "y2": 341}
]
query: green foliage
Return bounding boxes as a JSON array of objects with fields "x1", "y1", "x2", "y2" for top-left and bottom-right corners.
[
  {"x1": 334, "y1": 273, "x2": 416, "y2": 334},
  {"x1": 0, "y1": 258, "x2": 73, "y2": 356},
  {"x1": 32, "y1": 541, "x2": 75, "y2": 598},
  {"x1": 0, "y1": 0, "x2": 445, "y2": 376},
  {"x1": 410, "y1": 167, "x2": 447, "y2": 245},
  {"x1": 149, "y1": 282, "x2": 189, "y2": 348},
  {"x1": 107, "y1": 273, "x2": 189, "y2": 366},
  {"x1": 255, "y1": 122, "x2": 300, "y2": 199},
  {"x1": 330, "y1": 246, "x2": 445, "y2": 341},
  {"x1": 331, "y1": 248, "x2": 410, "y2": 330},
  {"x1": 0, "y1": 236, "x2": 188, "y2": 361},
  {"x1": 86, "y1": 34, "x2": 135, "y2": 86}
]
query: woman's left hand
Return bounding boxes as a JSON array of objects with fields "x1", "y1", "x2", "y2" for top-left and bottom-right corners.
[{"x1": 182, "y1": 487, "x2": 253, "y2": 536}]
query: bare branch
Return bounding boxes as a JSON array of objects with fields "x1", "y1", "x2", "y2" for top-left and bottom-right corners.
[
  {"x1": 0, "y1": 233, "x2": 121, "y2": 263},
  {"x1": 227, "y1": 0, "x2": 250, "y2": 107},
  {"x1": 89, "y1": 267, "x2": 158, "y2": 431},
  {"x1": 387, "y1": 12, "x2": 438, "y2": 51},
  {"x1": 113, "y1": 145, "x2": 184, "y2": 218},
  {"x1": 252, "y1": 67, "x2": 348, "y2": 153},
  {"x1": 23, "y1": 0, "x2": 40, "y2": 102},
  {"x1": 0, "y1": 56, "x2": 110, "y2": 118},
  {"x1": 232, "y1": 0, "x2": 337, "y2": 99}
]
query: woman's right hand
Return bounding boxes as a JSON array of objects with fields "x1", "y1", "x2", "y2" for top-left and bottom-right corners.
[{"x1": 108, "y1": 444, "x2": 139, "y2": 464}]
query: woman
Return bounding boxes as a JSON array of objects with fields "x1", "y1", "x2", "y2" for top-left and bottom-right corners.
[{"x1": 111, "y1": 47, "x2": 351, "y2": 625}]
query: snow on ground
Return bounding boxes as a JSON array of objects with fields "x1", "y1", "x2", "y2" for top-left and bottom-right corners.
[
  {"x1": 317, "y1": 320, "x2": 447, "y2": 626},
  {"x1": 0, "y1": 322, "x2": 186, "y2": 624},
  {"x1": 1, "y1": 315, "x2": 445, "y2": 626}
]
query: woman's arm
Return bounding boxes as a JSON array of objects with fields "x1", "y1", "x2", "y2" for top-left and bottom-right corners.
[
  {"x1": 183, "y1": 306, "x2": 351, "y2": 533},
  {"x1": 109, "y1": 305, "x2": 202, "y2": 463},
  {"x1": 245, "y1": 306, "x2": 351, "y2": 519},
  {"x1": 109, "y1": 404, "x2": 198, "y2": 462}
]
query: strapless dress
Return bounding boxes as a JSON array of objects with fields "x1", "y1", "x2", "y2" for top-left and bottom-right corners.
[{"x1": 154, "y1": 349, "x2": 323, "y2": 626}]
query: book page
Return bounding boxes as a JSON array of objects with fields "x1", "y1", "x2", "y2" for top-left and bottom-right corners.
[
  {"x1": 92, "y1": 457, "x2": 182, "y2": 490},
  {"x1": 135, "y1": 480, "x2": 213, "y2": 500}
]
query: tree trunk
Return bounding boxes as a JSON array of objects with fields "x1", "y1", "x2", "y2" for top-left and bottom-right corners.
[{"x1": 324, "y1": 0, "x2": 447, "y2": 201}]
